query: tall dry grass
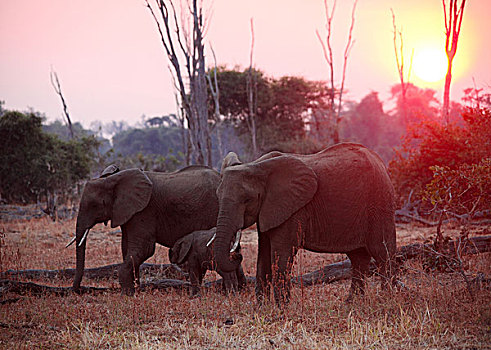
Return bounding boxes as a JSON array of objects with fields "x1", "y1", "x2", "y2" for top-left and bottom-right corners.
[{"x1": 1, "y1": 217, "x2": 490, "y2": 349}]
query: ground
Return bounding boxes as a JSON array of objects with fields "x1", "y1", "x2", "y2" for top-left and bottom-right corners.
[{"x1": 0, "y1": 214, "x2": 490, "y2": 349}]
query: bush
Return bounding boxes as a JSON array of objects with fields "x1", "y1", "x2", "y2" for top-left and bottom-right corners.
[
  {"x1": 424, "y1": 160, "x2": 491, "y2": 220},
  {"x1": 389, "y1": 107, "x2": 491, "y2": 208},
  {"x1": 0, "y1": 111, "x2": 100, "y2": 203}
]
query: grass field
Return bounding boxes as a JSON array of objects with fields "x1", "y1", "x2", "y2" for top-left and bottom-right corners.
[{"x1": 1, "y1": 216, "x2": 490, "y2": 349}]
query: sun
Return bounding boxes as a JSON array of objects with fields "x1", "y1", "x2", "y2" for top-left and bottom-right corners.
[{"x1": 413, "y1": 47, "x2": 448, "y2": 83}]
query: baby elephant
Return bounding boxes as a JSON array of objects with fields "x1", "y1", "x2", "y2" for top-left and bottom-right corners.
[{"x1": 169, "y1": 228, "x2": 247, "y2": 296}]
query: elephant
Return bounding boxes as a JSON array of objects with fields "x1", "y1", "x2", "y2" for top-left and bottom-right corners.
[
  {"x1": 67, "y1": 165, "x2": 221, "y2": 295},
  {"x1": 213, "y1": 143, "x2": 397, "y2": 305},
  {"x1": 168, "y1": 227, "x2": 247, "y2": 296}
]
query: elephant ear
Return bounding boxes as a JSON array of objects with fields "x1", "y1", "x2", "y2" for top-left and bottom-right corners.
[
  {"x1": 107, "y1": 169, "x2": 153, "y2": 228},
  {"x1": 220, "y1": 152, "x2": 242, "y2": 174},
  {"x1": 257, "y1": 156, "x2": 318, "y2": 232},
  {"x1": 100, "y1": 164, "x2": 120, "y2": 178},
  {"x1": 170, "y1": 237, "x2": 193, "y2": 265}
]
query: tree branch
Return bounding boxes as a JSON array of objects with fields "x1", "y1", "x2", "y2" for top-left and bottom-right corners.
[{"x1": 50, "y1": 69, "x2": 74, "y2": 139}]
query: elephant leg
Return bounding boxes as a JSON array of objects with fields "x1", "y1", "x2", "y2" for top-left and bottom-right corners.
[
  {"x1": 255, "y1": 233, "x2": 272, "y2": 303},
  {"x1": 346, "y1": 247, "x2": 371, "y2": 302},
  {"x1": 121, "y1": 231, "x2": 128, "y2": 260},
  {"x1": 119, "y1": 231, "x2": 156, "y2": 296},
  {"x1": 188, "y1": 267, "x2": 202, "y2": 297},
  {"x1": 368, "y1": 238, "x2": 397, "y2": 291},
  {"x1": 236, "y1": 265, "x2": 247, "y2": 291},
  {"x1": 270, "y1": 245, "x2": 297, "y2": 306},
  {"x1": 220, "y1": 271, "x2": 238, "y2": 294}
]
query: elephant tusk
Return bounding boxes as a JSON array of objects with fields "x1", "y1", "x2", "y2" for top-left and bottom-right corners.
[
  {"x1": 206, "y1": 232, "x2": 217, "y2": 247},
  {"x1": 65, "y1": 236, "x2": 76, "y2": 248},
  {"x1": 78, "y1": 229, "x2": 90, "y2": 247},
  {"x1": 230, "y1": 230, "x2": 242, "y2": 253}
]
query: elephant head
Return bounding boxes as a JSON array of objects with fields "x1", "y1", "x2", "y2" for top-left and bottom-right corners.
[
  {"x1": 169, "y1": 236, "x2": 193, "y2": 266},
  {"x1": 214, "y1": 154, "x2": 318, "y2": 272},
  {"x1": 71, "y1": 168, "x2": 152, "y2": 292}
]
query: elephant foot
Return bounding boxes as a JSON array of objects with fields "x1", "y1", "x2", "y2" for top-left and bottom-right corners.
[
  {"x1": 237, "y1": 278, "x2": 247, "y2": 291},
  {"x1": 273, "y1": 294, "x2": 290, "y2": 307},
  {"x1": 189, "y1": 288, "x2": 201, "y2": 298},
  {"x1": 222, "y1": 283, "x2": 239, "y2": 295},
  {"x1": 121, "y1": 286, "x2": 136, "y2": 296},
  {"x1": 255, "y1": 288, "x2": 272, "y2": 306},
  {"x1": 345, "y1": 288, "x2": 365, "y2": 304}
]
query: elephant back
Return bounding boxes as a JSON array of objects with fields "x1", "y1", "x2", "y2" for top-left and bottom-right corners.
[
  {"x1": 146, "y1": 167, "x2": 220, "y2": 247},
  {"x1": 300, "y1": 143, "x2": 394, "y2": 251}
]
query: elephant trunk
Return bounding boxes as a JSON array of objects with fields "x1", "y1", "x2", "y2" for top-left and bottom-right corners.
[
  {"x1": 73, "y1": 221, "x2": 89, "y2": 293},
  {"x1": 213, "y1": 208, "x2": 243, "y2": 273}
]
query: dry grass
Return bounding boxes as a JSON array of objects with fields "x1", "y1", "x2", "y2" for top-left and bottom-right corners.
[{"x1": 1, "y1": 217, "x2": 490, "y2": 349}]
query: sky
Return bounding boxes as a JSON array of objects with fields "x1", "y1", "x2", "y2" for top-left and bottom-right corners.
[{"x1": 1, "y1": 0, "x2": 490, "y2": 128}]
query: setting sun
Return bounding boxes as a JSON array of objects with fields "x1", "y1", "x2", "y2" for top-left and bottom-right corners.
[{"x1": 413, "y1": 47, "x2": 448, "y2": 83}]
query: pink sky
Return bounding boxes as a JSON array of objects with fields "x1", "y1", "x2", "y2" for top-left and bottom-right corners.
[{"x1": 1, "y1": 0, "x2": 490, "y2": 128}]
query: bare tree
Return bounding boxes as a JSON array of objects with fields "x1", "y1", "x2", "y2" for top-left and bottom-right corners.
[
  {"x1": 145, "y1": 0, "x2": 212, "y2": 166},
  {"x1": 442, "y1": 0, "x2": 467, "y2": 124},
  {"x1": 50, "y1": 69, "x2": 74, "y2": 139},
  {"x1": 174, "y1": 89, "x2": 191, "y2": 165},
  {"x1": 246, "y1": 18, "x2": 258, "y2": 158},
  {"x1": 391, "y1": 9, "x2": 413, "y2": 128},
  {"x1": 316, "y1": 0, "x2": 357, "y2": 144},
  {"x1": 206, "y1": 45, "x2": 224, "y2": 161}
]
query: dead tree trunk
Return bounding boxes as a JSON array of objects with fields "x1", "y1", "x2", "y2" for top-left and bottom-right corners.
[
  {"x1": 391, "y1": 9, "x2": 413, "y2": 129},
  {"x1": 145, "y1": 0, "x2": 211, "y2": 166},
  {"x1": 206, "y1": 46, "x2": 224, "y2": 162},
  {"x1": 50, "y1": 69, "x2": 74, "y2": 139},
  {"x1": 246, "y1": 18, "x2": 258, "y2": 158},
  {"x1": 316, "y1": 0, "x2": 357, "y2": 144},
  {"x1": 442, "y1": 0, "x2": 466, "y2": 124}
]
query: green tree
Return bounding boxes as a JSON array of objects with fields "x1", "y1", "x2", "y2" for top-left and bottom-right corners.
[
  {"x1": 0, "y1": 110, "x2": 99, "y2": 203},
  {"x1": 211, "y1": 67, "x2": 327, "y2": 156},
  {"x1": 111, "y1": 126, "x2": 184, "y2": 171}
]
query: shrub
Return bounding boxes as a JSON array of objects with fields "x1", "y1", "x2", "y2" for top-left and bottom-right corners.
[
  {"x1": 0, "y1": 110, "x2": 100, "y2": 203},
  {"x1": 424, "y1": 160, "x2": 491, "y2": 221},
  {"x1": 389, "y1": 107, "x2": 491, "y2": 208}
]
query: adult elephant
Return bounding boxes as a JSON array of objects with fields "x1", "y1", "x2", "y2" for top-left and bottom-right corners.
[
  {"x1": 214, "y1": 143, "x2": 397, "y2": 304},
  {"x1": 68, "y1": 165, "x2": 220, "y2": 295}
]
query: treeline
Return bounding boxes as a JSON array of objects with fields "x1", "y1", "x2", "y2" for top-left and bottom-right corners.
[{"x1": 1, "y1": 69, "x2": 489, "y2": 217}]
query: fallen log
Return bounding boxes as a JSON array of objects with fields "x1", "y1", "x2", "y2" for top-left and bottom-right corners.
[
  {"x1": 1, "y1": 236, "x2": 489, "y2": 297},
  {"x1": 295, "y1": 235, "x2": 491, "y2": 286},
  {"x1": 0, "y1": 279, "x2": 111, "y2": 297},
  {"x1": 0, "y1": 278, "x2": 192, "y2": 301},
  {"x1": 293, "y1": 260, "x2": 351, "y2": 286},
  {"x1": 0, "y1": 263, "x2": 187, "y2": 281}
]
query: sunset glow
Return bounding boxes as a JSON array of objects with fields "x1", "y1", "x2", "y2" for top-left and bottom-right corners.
[
  {"x1": 0, "y1": 0, "x2": 489, "y2": 126},
  {"x1": 413, "y1": 47, "x2": 448, "y2": 83}
]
